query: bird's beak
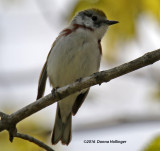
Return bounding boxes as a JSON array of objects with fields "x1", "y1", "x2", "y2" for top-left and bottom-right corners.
[{"x1": 103, "y1": 19, "x2": 119, "y2": 26}]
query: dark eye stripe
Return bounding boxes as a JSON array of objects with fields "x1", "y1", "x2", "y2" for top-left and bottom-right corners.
[
  {"x1": 84, "y1": 12, "x2": 92, "y2": 17},
  {"x1": 92, "y1": 16, "x2": 97, "y2": 21}
]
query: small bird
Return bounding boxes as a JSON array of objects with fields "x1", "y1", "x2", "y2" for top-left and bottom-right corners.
[{"x1": 37, "y1": 8, "x2": 118, "y2": 145}]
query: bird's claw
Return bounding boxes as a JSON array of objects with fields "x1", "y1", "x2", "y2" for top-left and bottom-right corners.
[
  {"x1": 76, "y1": 77, "x2": 82, "y2": 83},
  {"x1": 51, "y1": 87, "x2": 62, "y2": 100}
]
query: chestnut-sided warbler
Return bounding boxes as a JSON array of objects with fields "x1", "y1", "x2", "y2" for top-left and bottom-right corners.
[{"x1": 37, "y1": 8, "x2": 118, "y2": 145}]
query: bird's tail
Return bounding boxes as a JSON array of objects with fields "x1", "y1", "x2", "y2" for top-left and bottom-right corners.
[{"x1": 51, "y1": 104, "x2": 72, "y2": 145}]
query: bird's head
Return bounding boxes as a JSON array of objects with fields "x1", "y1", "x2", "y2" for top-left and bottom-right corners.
[{"x1": 71, "y1": 8, "x2": 119, "y2": 39}]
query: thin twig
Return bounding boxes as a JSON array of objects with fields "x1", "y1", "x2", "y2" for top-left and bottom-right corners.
[
  {"x1": 15, "y1": 132, "x2": 54, "y2": 151},
  {"x1": 74, "y1": 114, "x2": 160, "y2": 132}
]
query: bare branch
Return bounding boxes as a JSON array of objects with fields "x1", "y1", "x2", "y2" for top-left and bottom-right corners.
[
  {"x1": 15, "y1": 132, "x2": 54, "y2": 151},
  {"x1": 0, "y1": 112, "x2": 54, "y2": 150},
  {"x1": 0, "y1": 48, "x2": 160, "y2": 133},
  {"x1": 74, "y1": 114, "x2": 160, "y2": 132}
]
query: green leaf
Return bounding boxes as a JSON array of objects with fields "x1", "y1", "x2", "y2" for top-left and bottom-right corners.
[{"x1": 143, "y1": 135, "x2": 160, "y2": 151}]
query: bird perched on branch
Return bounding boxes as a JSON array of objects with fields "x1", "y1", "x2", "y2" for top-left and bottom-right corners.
[{"x1": 37, "y1": 8, "x2": 118, "y2": 145}]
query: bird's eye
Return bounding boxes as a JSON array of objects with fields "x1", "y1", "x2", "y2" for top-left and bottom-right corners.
[{"x1": 92, "y1": 16, "x2": 97, "y2": 21}]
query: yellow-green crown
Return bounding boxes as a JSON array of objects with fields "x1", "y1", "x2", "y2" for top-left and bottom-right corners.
[{"x1": 85, "y1": 8, "x2": 106, "y2": 18}]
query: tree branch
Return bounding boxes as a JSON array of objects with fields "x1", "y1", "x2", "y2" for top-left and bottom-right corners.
[
  {"x1": 0, "y1": 48, "x2": 160, "y2": 150},
  {"x1": 15, "y1": 132, "x2": 54, "y2": 151},
  {"x1": 0, "y1": 49, "x2": 160, "y2": 132},
  {"x1": 74, "y1": 114, "x2": 160, "y2": 132}
]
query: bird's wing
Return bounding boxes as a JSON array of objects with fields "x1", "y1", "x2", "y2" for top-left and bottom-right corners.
[
  {"x1": 72, "y1": 89, "x2": 89, "y2": 115},
  {"x1": 36, "y1": 32, "x2": 63, "y2": 100},
  {"x1": 36, "y1": 61, "x2": 47, "y2": 100},
  {"x1": 36, "y1": 27, "x2": 74, "y2": 100}
]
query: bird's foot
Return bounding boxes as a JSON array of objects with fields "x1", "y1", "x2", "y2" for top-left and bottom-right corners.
[
  {"x1": 51, "y1": 87, "x2": 62, "y2": 100},
  {"x1": 76, "y1": 77, "x2": 82, "y2": 83}
]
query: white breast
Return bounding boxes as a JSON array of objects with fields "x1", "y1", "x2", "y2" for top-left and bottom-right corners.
[{"x1": 47, "y1": 28, "x2": 101, "y2": 87}]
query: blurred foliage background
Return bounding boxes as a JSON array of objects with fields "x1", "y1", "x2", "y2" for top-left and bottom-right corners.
[
  {"x1": 144, "y1": 136, "x2": 160, "y2": 151},
  {"x1": 0, "y1": 0, "x2": 160, "y2": 151}
]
